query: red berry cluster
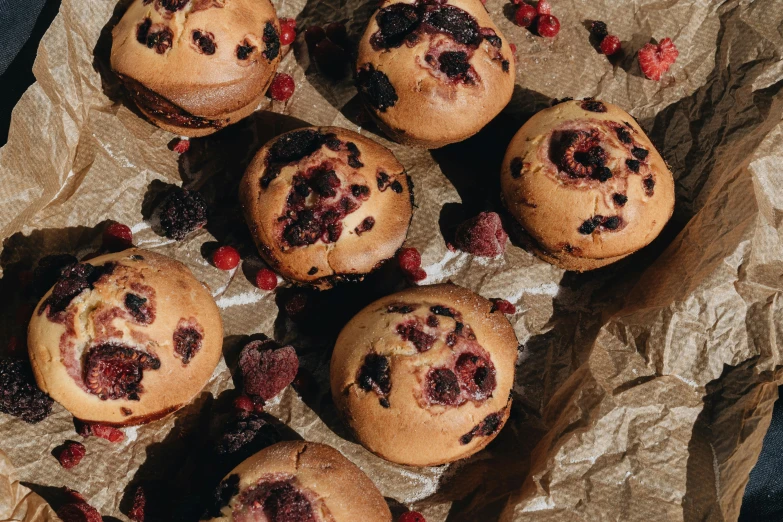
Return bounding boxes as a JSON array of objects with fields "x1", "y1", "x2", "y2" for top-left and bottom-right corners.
[
  {"x1": 513, "y1": 0, "x2": 559, "y2": 38},
  {"x1": 397, "y1": 247, "x2": 426, "y2": 283},
  {"x1": 590, "y1": 21, "x2": 621, "y2": 57},
  {"x1": 305, "y1": 22, "x2": 350, "y2": 79}
]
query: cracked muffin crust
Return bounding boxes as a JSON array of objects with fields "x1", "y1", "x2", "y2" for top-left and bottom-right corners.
[
  {"x1": 27, "y1": 249, "x2": 223, "y2": 426},
  {"x1": 501, "y1": 99, "x2": 676, "y2": 271},
  {"x1": 240, "y1": 127, "x2": 413, "y2": 289},
  {"x1": 209, "y1": 441, "x2": 391, "y2": 522},
  {"x1": 330, "y1": 284, "x2": 518, "y2": 466},
  {"x1": 356, "y1": 0, "x2": 515, "y2": 148},
  {"x1": 110, "y1": 0, "x2": 282, "y2": 137}
]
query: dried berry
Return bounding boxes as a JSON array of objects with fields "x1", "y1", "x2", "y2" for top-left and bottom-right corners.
[
  {"x1": 638, "y1": 37, "x2": 679, "y2": 81},
  {"x1": 238, "y1": 340, "x2": 299, "y2": 401},
  {"x1": 600, "y1": 35, "x2": 621, "y2": 56},
  {"x1": 490, "y1": 299, "x2": 516, "y2": 314},
  {"x1": 256, "y1": 268, "x2": 278, "y2": 290},
  {"x1": 590, "y1": 21, "x2": 608, "y2": 40},
  {"x1": 454, "y1": 352, "x2": 496, "y2": 400},
  {"x1": 57, "y1": 500, "x2": 103, "y2": 522},
  {"x1": 0, "y1": 359, "x2": 54, "y2": 423},
  {"x1": 84, "y1": 343, "x2": 160, "y2": 401},
  {"x1": 426, "y1": 368, "x2": 461, "y2": 405},
  {"x1": 55, "y1": 441, "x2": 86, "y2": 469},
  {"x1": 397, "y1": 247, "x2": 422, "y2": 273},
  {"x1": 213, "y1": 246, "x2": 240, "y2": 270},
  {"x1": 103, "y1": 222, "x2": 133, "y2": 251},
  {"x1": 514, "y1": 4, "x2": 537, "y2": 28},
  {"x1": 356, "y1": 64, "x2": 398, "y2": 112},
  {"x1": 454, "y1": 212, "x2": 508, "y2": 258},
  {"x1": 396, "y1": 321, "x2": 436, "y2": 352},
  {"x1": 159, "y1": 188, "x2": 208, "y2": 240},
  {"x1": 268, "y1": 73, "x2": 295, "y2": 102},
  {"x1": 399, "y1": 512, "x2": 427, "y2": 522},
  {"x1": 173, "y1": 321, "x2": 203, "y2": 364},
  {"x1": 93, "y1": 424, "x2": 126, "y2": 442},
  {"x1": 536, "y1": 14, "x2": 560, "y2": 38},
  {"x1": 129, "y1": 486, "x2": 146, "y2": 522},
  {"x1": 262, "y1": 22, "x2": 280, "y2": 61},
  {"x1": 215, "y1": 412, "x2": 279, "y2": 455}
]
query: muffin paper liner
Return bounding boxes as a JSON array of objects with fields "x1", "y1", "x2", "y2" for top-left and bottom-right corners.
[{"x1": 1, "y1": 0, "x2": 782, "y2": 520}]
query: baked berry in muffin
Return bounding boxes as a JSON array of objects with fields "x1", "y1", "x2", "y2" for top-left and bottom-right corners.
[
  {"x1": 110, "y1": 0, "x2": 282, "y2": 137},
  {"x1": 356, "y1": 0, "x2": 515, "y2": 148},
  {"x1": 209, "y1": 441, "x2": 392, "y2": 521},
  {"x1": 240, "y1": 127, "x2": 413, "y2": 289},
  {"x1": 501, "y1": 99, "x2": 676, "y2": 271},
  {"x1": 330, "y1": 284, "x2": 518, "y2": 466},
  {"x1": 27, "y1": 249, "x2": 223, "y2": 426}
]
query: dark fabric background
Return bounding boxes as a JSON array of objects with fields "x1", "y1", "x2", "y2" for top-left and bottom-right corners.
[{"x1": 0, "y1": 0, "x2": 781, "y2": 519}]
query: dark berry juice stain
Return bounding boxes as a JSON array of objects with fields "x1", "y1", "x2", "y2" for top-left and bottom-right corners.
[
  {"x1": 173, "y1": 319, "x2": 204, "y2": 364},
  {"x1": 454, "y1": 352, "x2": 496, "y2": 400},
  {"x1": 83, "y1": 343, "x2": 161, "y2": 401},
  {"x1": 396, "y1": 320, "x2": 436, "y2": 352},
  {"x1": 644, "y1": 176, "x2": 655, "y2": 196},
  {"x1": 578, "y1": 215, "x2": 623, "y2": 235},
  {"x1": 136, "y1": 18, "x2": 173, "y2": 54},
  {"x1": 386, "y1": 303, "x2": 418, "y2": 314},
  {"x1": 158, "y1": 0, "x2": 189, "y2": 12},
  {"x1": 510, "y1": 157, "x2": 524, "y2": 179},
  {"x1": 632, "y1": 147, "x2": 649, "y2": 160},
  {"x1": 262, "y1": 22, "x2": 280, "y2": 61},
  {"x1": 124, "y1": 287, "x2": 155, "y2": 324},
  {"x1": 425, "y1": 368, "x2": 461, "y2": 405},
  {"x1": 613, "y1": 193, "x2": 628, "y2": 206},
  {"x1": 192, "y1": 30, "x2": 216, "y2": 55},
  {"x1": 550, "y1": 130, "x2": 607, "y2": 179},
  {"x1": 237, "y1": 40, "x2": 256, "y2": 60},
  {"x1": 459, "y1": 410, "x2": 504, "y2": 445},
  {"x1": 580, "y1": 99, "x2": 607, "y2": 113},
  {"x1": 357, "y1": 353, "x2": 392, "y2": 407},
  {"x1": 356, "y1": 65, "x2": 398, "y2": 112}
]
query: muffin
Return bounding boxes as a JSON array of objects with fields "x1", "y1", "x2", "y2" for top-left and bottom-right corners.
[
  {"x1": 355, "y1": 0, "x2": 515, "y2": 148},
  {"x1": 240, "y1": 127, "x2": 413, "y2": 289},
  {"x1": 110, "y1": 0, "x2": 282, "y2": 137},
  {"x1": 27, "y1": 249, "x2": 223, "y2": 426},
  {"x1": 209, "y1": 441, "x2": 392, "y2": 521},
  {"x1": 330, "y1": 284, "x2": 518, "y2": 466},
  {"x1": 501, "y1": 99, "x2": 676, "y2": 271}
]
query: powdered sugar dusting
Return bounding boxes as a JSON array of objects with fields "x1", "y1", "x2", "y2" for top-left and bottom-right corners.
[{"x1": 216, "y1": 291, "x2": 264, "y2": 309}]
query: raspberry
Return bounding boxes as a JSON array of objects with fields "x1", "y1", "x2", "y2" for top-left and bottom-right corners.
[
  {"x1": 536, "y1": 0, "x2": 551, "y2": 15},
  {"x1": 256, "y1": 268, "x2": 278, "y2": 290},
  {"x1": 638, "y1": 37, "x2": 679, "y2": 80},
  {"x1": 399, "y1": 511, "x2": 427, "y2": 522},
  {"x1": 268, "y1": 73, "x2": 295, "y2": 101},
  {"x1": 514, "y1": 4, "x2": 537, "y2": 28},
  {"x1": 238, "y1": 340, "x2": 299, "y2": 401},
  {"x1": 171, "y1": 138, "x2": 190, "y2": 154},
  {"x1": 213, "y1": 246, "x2": 240, "y2": 270},
  {"x1": 600, "y1": 35, "x2": 621, "y2": 56},
  {"x1": 279, "y1": 18, "x2": 296, "y2": 45},
  {"x1": 57, "y1": 501, "x2": 103, "y2": 522},
  {"x1": 590, "y1": 20, "x2": 608, "y2": 40},
  {"x1": 454, "y1": 212, "x2": 508, "y2": 258},
  {"x1": 91, "y1": 424, "x2": 125, "y2": 443},
  {"x1": 129, "y1": 486, "x2": 146, "y2": 522},
  {"x1": 397, "y1": 247, "x2": 422, "y2": 273},
  {"x1": 55, "y1": 441, "x2": 86, "y2": 469},
  {"x1": 491, "y1": 298, "x2": 516, "y2": 314},
  {"x1": 536, "y1": 14, "x2": 559, "y2": 37},
  {"x1": 304, "y1": 25, "x2": 326, "y2": 51},
  {"x1": 102, "y1": 222, "x2": 133, "y2": 251},
  {"x1": 410, "y1": 268, "x2": 427, "y2": 282},
  {"x1": 234, "y1": 395, "x2": 254, "y2": 412}
]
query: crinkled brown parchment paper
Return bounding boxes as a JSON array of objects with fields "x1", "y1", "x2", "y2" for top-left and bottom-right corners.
[{"x1": 1, "y1": 0, "x2": 782, "y2": 520}]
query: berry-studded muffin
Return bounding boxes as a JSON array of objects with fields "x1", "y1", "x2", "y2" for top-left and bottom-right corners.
[
  {"x1": 209, "y1": 441, "x2": 392, "y2": 521},
  {"x1": 27, "y1": 249, "x2": 223, "y2": 426},
  {"x1": 240, "y1": 127, "x2": 413, "y2": 289},
  {"x1": 356, "y1": 0, "x2": 515, "y2": 148},
  {"x1": 501, "y1": 99, "x2": 676, "y2": 271},
  {"x1": 110, "y1": 0, "x2": 282, "y2": 137},
  {"x1": 330, "y1": 284, "x2": 518, "y2": 466}
]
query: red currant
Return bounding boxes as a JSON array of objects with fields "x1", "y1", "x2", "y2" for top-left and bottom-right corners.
[
  {"x1": 536, "y1": 0, "x2": 551, "y2": 15},
  {"x1": 268, "y1": 73, "x2": 295, "y2": 102},
  {"x1": 213, "y1": 246, "x2": 240, "y2": 270},
  {"x1": 279, "y1": 18, "x2": 296, "y2": 46},
  {"x1": 514, "y1": 4, "x2": 537, "y2": 28},
  {"x1": 103, "y1": 222, "x2": 133, "y2": 250},
  {"x1": 600, "y1": 35, "x2": 621, "y2": 56},
  {"x1": 398, "y1": 512, "x2": 426, "y2": 522},
  {"x1": 537, "y1": 14, "x2": 560, "y2": 38},
  {"x1": 256, "y1": 268, "x2": 278, "y2": 290}
]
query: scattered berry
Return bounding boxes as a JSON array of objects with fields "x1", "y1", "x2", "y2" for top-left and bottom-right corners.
[
  {"x1": 536, "y1": 14, "x2": 560, "y2": 38},
  {"x1": 304, "y1": 25, "x2": 326, "y2": 51},
  {"x1": 57, "y1": 500, "x2": 103, "y2": 522},
  {"x1": 255, "y1": 268, "x2": 278, "y2": 290},
  {"x1": 491, "y1": 298, "x2": 516, "y2": 315},
  {"x1": 638, "y1": 37, "x2": 679, "y2": 80},
  {"x1": 279, "y1": 18, "x2": 296, "y2": 46},
  {"x1": 0, "y1": 359, "x2": 53, "y2": 423},
  {"x1": 234, "y1": 395, "x2": 254, "y2": 412},
  {"x1": 536, "y1": 0, "x2": 551, "y2": 15},
  {"x1": 102, "y1": 222, "x2": 133, "y2": 251},
  {"x1": 171, "y1": 138, "x2": 190, "y2": 154},
  {"x1": 159, "y1": 187, "x2": 208, "y2": 240},
  {"x1": 91, "y1": 424, "x2": 125, "y2": 443},
  {"x1": 268, "y1": 73, "x2": 295, "y2": 101},
  {"x1": 454, "y1": 212, "x2": 508, "y2": 258},
  {"x1": 590, "y1": 20, "x2": 608, "y2": 40},
  {"x1": 238, "y1": 339, "x2": 299, "y2": 401},
  {"x1": 397, "y1": 247, "x2": 422, "y2": 273},
  {"x1": 514, "y1": 4, "x2": 537, "y2": 28},
  {"x1": 55, "y1": 441, "x2": 86, "y2": 469},
  {"x1": 213, "y1": 246, "x2": 240, "y2": 271},
  {"x1": 399, "y1": 511, "x2": 427, "y2": 522},
  {"x1": 129, "y1": 486, "x2": 146, "y2": 522},
  {"x1": 215, "y1": 411, "x2": 280, "y2": 456},
  {"x1": 600, "y1": 35, "x2": 621, "y2": 56}
]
